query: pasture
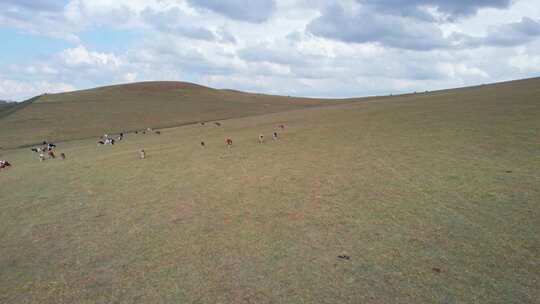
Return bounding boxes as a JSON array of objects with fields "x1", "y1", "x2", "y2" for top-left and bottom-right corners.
[{"x1": 1, "y1": 78, "x2": 539, "y2": 303}]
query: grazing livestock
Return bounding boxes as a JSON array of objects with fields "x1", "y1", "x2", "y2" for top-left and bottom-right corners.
[
  {"x1": 201, "y1": 141, "x2": 205, "y2": 147},
  {"x1": 98, "y1": 138, "x2": 115, "y2": 145},
  {"x1": 0, "y1": 160, "x2": 11, "y2": 170},
  {"x1": 39, "y1": 141, "x2": 56, "y2": 152},
  {"x1": 215, "y1": 122, "x2": 222, "y2": 126}
]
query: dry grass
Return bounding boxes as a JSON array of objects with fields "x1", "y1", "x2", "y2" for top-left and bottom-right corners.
[
  {"x1": 0, "y1": 78, "x2": 539, "y2": 303},
  {"x1": 0, "y1": 81, "x2": 353, "y2": 149}
]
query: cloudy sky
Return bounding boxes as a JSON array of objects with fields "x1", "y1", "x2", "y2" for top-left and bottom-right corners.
[{"x1": 1, "y1": 0, "x2": 540, "y2": 100}]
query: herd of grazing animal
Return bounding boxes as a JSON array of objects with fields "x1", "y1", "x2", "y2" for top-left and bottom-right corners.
[
  {"x1": 0, "y1": 122, "x2": 286, "y2": 171},
  {"x1": 29, "y1": 141, "x2": 63, "y2": 162},
  {"x1": 200, "y1": 122, "x2": 283, "y2": 151}
]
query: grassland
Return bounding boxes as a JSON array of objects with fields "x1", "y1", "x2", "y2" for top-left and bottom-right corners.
[
  {"x1": 0, "y1": 82, "x2": 353, "y2": 149},
  {"x1": 0, "y1": 101, "x2": 22, "y2": 119},
  {"x1": 0, "y1": 78, "x2": 539, "y2": 303}
]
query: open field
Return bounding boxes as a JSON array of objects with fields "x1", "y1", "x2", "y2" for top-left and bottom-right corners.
[
  {"x1": 0, "y1": 78, "x2": 539, "y2": 303},
  {"x1": 0, "y1": 82, "x2": 355, "y2": 149}
]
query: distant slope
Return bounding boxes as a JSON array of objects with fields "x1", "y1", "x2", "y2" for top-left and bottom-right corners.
[
  {"x1": 0, "y1": 97, "x2": 39, "y2": 120},
  {"x1": 1, "y1": 77, "x2": 539, "y2": 149},
  {"x1": 0, "y1": 101, "x2": 15, "y2": 115},
  {"x1": 0, "y1": 103, "x2": 12, "y2": 113},
  {"x1": 0, "y1": 81, "x2": 350, "y2": 148}
]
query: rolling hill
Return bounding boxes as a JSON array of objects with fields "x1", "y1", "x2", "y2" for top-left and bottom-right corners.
[
  {"x1": 0, "y1": 100, "x2": 15, "y2": 115},
  {"x1": 0, "y1": 77, "x2": 539, "y2": 303},
  {"x1": 0, "y1": 81, "x2": 355, "y2": 149}
]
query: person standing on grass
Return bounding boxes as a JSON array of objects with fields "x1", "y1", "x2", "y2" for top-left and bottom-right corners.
[
  {"x1": 60, "y1": 153, "x2": 66, "y2": 160},
  {"x1": 226, "y1": 138, "x2": 233, "y2": 148},
  {"x1": 140, "y1": 149, "x2": 146, "y2": 159},
  {"x1": 273, "y1": 132, "x2": 278, "y2": 140},
  {"x1": 259, "y1": 134, "x2": 264, "y2": 144}
]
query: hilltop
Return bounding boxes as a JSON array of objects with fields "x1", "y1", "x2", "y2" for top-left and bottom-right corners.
[{"x1": 0, "y1": 81, "x2": 354, "y2": 148}]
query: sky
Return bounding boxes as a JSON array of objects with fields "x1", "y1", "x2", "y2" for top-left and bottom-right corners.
[{"x1": 1, "y1": 0, "x2": 540, "y2": 101}]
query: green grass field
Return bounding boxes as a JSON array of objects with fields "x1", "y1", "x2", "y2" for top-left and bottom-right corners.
[{"x1": 1, "y1": 78, "x2": 539, "y2": 303}]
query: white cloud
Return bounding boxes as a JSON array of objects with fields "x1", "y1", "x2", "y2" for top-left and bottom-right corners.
[
  {"x1": 60, "y1": 45, "x2": 122, "y2": 68},
  {"x1": 123, "y1": 72, "x2": 138, "y2": 82},
  {"x1": 0, "y1": 79, "x2": 76, "y2": 101},
  {"x1": 509, "y1": 49, "x2": 540, "y2": 72},
  {"x1": 437, "y1": 62, "x2": 489, "y2": 78},
  {"x1": 1, "y1": 0, "x2": 540, "y2": 101}
]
